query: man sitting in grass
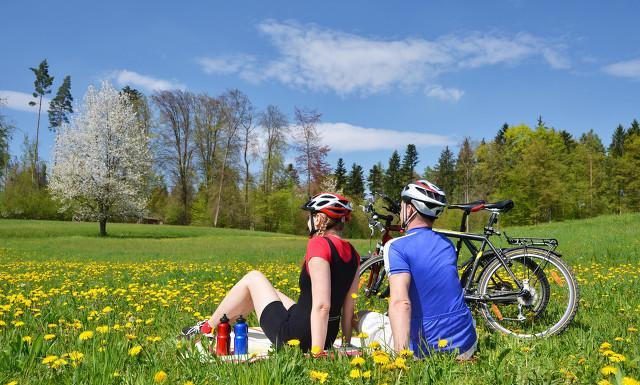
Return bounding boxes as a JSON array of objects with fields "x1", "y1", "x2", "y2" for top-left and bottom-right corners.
[{"x1": 357, "y1": 180, "x2": 477, "y2": 359}]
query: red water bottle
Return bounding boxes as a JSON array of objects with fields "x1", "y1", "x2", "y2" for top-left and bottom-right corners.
[{"x1": 216, "y1": 314, "x2": 231, "y2": 356}]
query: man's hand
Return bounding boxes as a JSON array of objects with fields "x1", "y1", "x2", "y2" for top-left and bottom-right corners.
[{"x1": 388, "y1": 272, "x2": 411, "y2": 352}]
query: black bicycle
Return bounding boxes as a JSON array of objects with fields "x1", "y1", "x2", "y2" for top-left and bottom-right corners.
[{"x1": 357, "y1": 196, "x2": 579, "y2": 338}]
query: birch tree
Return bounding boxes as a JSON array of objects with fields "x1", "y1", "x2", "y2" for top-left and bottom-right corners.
[
  {"x1": 50, "y1": 81, "x2": 151, "y2": 236},
  {"x1": 293, "y1": 107, "x2": 329, "y2": 197},
  {"x1": 152, "y1": 90, "x2": 195, "y2": 225},
  {"x1": 212, "y1": 89, "x2": 248, "y2": 227}
]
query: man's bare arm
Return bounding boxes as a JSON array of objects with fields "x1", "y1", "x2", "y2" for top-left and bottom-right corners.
[{"x1": 388, "y1": 272, "x2": 411, "y2": 352}]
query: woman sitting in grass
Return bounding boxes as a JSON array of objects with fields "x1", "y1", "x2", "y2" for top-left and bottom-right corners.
[{"x1": 182, "y1": 193, "x2": 360, "y2": 353}]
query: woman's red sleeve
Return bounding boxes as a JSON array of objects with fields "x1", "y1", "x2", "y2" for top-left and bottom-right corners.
[{"x1": 305, "y1": 236, "x2": 331, "y2": 269}]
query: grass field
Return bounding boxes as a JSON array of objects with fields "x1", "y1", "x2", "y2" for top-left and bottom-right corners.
[{"x1": 0, "y1": 214, "x2": 639, "y2": 384}]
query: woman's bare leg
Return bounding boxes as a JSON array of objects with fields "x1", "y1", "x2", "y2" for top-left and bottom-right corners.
[
  {"x1": 206, "y1": 270, "x2": 282, "y2": 329},
  {"x1": 276, "y1": 290, "x2": 295, "y2": 310}
]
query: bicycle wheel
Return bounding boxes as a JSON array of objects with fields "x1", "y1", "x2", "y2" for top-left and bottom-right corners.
[
  {"x1": 477, "y1": 248, "x2": 579, "y2": 338},
  {"x1": 357, "y1": 255, "x2": 389, "y2": 313}
]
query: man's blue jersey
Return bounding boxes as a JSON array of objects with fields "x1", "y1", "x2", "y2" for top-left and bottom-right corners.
[{"x1": 384, "y1": 226, "x2": 476, "y2": 356}]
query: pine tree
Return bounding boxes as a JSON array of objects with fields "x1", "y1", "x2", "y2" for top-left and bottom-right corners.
[
  {"x1": 433, "y1": 146, "x2": 456, "y2": 198},
  {"x1": 456, "y1": 138, "x2": 475, "y2": 202},
  {"x1": 28, "y1": 59, "x2": 54, "y2": 180},
  {"x1": 559, "y1": 130, "x2": 576, "y2": 152},
  {"x1": 609, "y1": 124, "x2": 626, "y2": 157},
  {"x1": 367, "y1": 162, "x2": 384, "y2": 196},
  {"x1": 400, "y1": 144, "x2": 419, "y2": 184},
  {"x1": 48, "y1": 75, "x2": 73, "y2": 132},
  {"x1": 383, "y1": 150, "x2": 402, "y2": 199},
  {"x1": 495, "y1": 123, "x2": 508, "y2": 146},
  {"x1": 334, "y1": 158, "x2": 347, "y2": 192},
  {"x1": 628, "y1": 119, "x2": 640, "y2": 138},
  {"x1": 345, "y1": 163, "x2": 365, "y2": 200}
]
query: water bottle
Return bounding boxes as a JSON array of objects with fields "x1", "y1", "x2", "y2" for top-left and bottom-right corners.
[
  {"x1": 234, "y1": 315, "x2": 248, "y2": 355},
  {"x1": 215, "y1": 314, "x2": 231, "y2": 356}
]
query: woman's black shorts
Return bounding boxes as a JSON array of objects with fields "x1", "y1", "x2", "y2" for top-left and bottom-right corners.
[{"x1": 259, "y1": 300, "x2": 292, "y2": 347}]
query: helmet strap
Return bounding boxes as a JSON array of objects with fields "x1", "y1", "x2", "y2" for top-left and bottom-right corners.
[
  {"x1": 401, "y1": 204, "x2": 418, "y2": 231},
  {"x1": 308, "y1": 213, "x2": 318, "y2": 238}
]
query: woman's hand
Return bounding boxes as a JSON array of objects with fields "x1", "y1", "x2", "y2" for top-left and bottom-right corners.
[{"x1": 308, "y1": 257, "x2": 331, "y2": 350}]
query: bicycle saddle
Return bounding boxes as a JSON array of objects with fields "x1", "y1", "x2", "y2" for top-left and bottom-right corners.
[
  {"x1": 448, "y1": 200, "x2": 485, "y2": 213},
  {"x1": 484, "y1": 200, "x2": 514, "y2": 213}
]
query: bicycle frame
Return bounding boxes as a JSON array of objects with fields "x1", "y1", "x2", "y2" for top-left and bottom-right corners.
[{"x1": 362, "y1": 198, "x2": 530, "y2": 304}]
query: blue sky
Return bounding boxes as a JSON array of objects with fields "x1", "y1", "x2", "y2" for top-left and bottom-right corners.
[{"x1": 1, "y1": 0, "x2": 639, "y2": 173}]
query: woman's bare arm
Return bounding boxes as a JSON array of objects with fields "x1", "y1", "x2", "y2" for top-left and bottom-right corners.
[
  {"x1": 308, "y1": 257, "x2": 331, "y2": 351},
  {"x1": 341, "y1": 273, "x2": 359, "y2": 345}
]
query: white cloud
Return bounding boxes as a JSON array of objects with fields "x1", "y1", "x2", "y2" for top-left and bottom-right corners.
[
  {"x1": 0, "y1": 90, "x2": 50, "y2": 113},
  {"x1": 425, "y1": 85, "x2": 465, "y2": 102},
  {"x1": 198, "y1": 20, "x2": 570, "y2": 96},
  {"x1": 603, "y1": 58, "x2": 640, "y2": 79},
  {"x1": 197, "y1": 55, "x2": 256, "y2": 76},
  {"x1": 112, "y1": 70, "x2": 185, "y2": 92},
  {"x1": 317, "y1": 122, "x2": 453, "y2": 152}
]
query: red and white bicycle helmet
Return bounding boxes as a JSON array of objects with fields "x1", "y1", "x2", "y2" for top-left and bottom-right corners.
[
  {"x1": 301, "y1": 192, "x2": 353, "y2": 221},
  {"x1": 401, "y1": 179, "x2": 447, "y2": 218}
]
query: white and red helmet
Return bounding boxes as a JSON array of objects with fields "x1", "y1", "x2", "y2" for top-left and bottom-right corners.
[
  {"x1": 401, "y1": 179, "x2": 447, "y2": 218},
  {"x1": 301, "y1": 192, "x2": 353, "y2": 221}
]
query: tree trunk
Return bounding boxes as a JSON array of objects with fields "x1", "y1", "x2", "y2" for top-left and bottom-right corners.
[
  {"x1": 99, "y1": 218, "x2": 107, "y2": 237},
  {"x1": 213, "y1": 146, "x2": 230, "y2": 227},
  {"x1": 33, "y1": 94, "x2": 43, "y2": 183}
]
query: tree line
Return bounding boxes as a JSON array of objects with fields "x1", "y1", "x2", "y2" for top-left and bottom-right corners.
[{"x1": 0, "y1": 59, "x2": 639, "y2": 236}]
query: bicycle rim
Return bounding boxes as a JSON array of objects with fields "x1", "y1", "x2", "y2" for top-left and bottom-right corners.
[
  {"x1": 357, "y1": 257, "x2": 389, "y2": 313},
  {"x1": 477, "y1": 249, "x2": 579, "y2": 338}
]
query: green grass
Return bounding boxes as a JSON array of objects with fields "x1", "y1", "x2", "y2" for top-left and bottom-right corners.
[{"x1": 0, "y1": 215, "x2": 639, "y2": 384}]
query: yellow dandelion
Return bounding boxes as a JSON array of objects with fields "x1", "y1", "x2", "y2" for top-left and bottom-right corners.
[
  {"x1": 68, "y1": 351, "x2": 84, "y2": 361},
  {"x1": 628, "y1": 327, "x2": 638, "y2": 333},
  {"x1": 614, "y1": 337, "x2": 624, "y2": 342},
  {"x1": 350, "y1": 369, "x2": 361, "y2": 378},
  {"x1": 79, "y1": 331, "x2": 94, "y2": 341},
  {"x1": 599, "y1": 342, "x2": 612, "y2": 351},
  {"x1": 128, "y1": 345, "x2": 143, "y2": 356},
  {"x1": 394, "y1": 357, "x2": 409, "y2": 370},
  {"x1": 5, "y1": 381, "x2": 18, "y2": 385},
  {"x1": 356, "y1": 332, "x2": 369, "y2": 339},
  {"x1": 373, "y1": 352, "x2": 390, "y2": 365},
  {"x1": 362, "y1": 370, "x2": 371, "y2": 378},
  {"x1": 44, "y1": 334, "x2": 56, "y2": 341},
  {"x1": 22, "y1": 336, "x2": 32, "y2": 344},
  {"x1": 154, "y1": 371, "x2": 168, "y2": 383},
  {"x1": 437, "y1": 339, "x2": 448, "y2": 348},
  {"x1": 310, "y1": 345, "x2": 322, "y2": 355},
  {"x1": 42, "y1": 355, "x2": 58, "y2": 365},
  {"x1": 102, "y1": 306, "x2": 113, "y2": 314},
  {"x1": 184, "y1": 382, "x2": 195, "y2": 385},
  {"x1": 47, "y1": 323, "x2": 57, "y2": 328},
  {"x1": 287, "y1": 339, "x2": 300, "y2": 347},
  {"x1": 601, "y1": 350, "x2": 615, "y2": 357},
  {"x1": 51, "y1": 358, "x2": 68, "y2": 369},
  {"x1": 351, "y1": 293, "x2": 358, "y2": 299},
  {"x1": 368, "y1": 341, "x2": 380, "y2": 349},
  {"x1": 399, "y1": 349, "x2": 414, "y2": 357},
  {"x1": 600, "y1": 366, "x2": 618, "y2": 376},
  {"x1": 309, "y1": 370, "x2": 328, "y2": 383},
  {"x1": 350, "y1": 356, "x2": 365, "y2": 366},
  {"x1": 96, "y1": 325, "x2": 109, "y2": 334},
  {"x1": 597, "y1": 380, "x2": 613, "y2": 385},
  {"x1": 622, "y1": 377, "x2": 640, "y2": 385},
  {"x1": 609, "y1": 353, "x2": 626, "y2": 363}
]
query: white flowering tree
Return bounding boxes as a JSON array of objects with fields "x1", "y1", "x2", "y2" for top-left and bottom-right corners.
[{"x1": 50, "y1": 81, "x2": 151, "y2": 236}]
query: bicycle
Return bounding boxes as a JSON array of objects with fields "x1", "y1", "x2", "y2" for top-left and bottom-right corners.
[{"x1": 357, "y1": 195, "x2": 579, "y2": 338}]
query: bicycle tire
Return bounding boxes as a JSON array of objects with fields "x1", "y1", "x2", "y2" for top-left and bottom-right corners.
[
  {"x1": 358, "y1": 255, "x2": 388, "y2": 299},
  {"x1": 477, "y1": 248, "x2": 579, "y2": 338}
]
